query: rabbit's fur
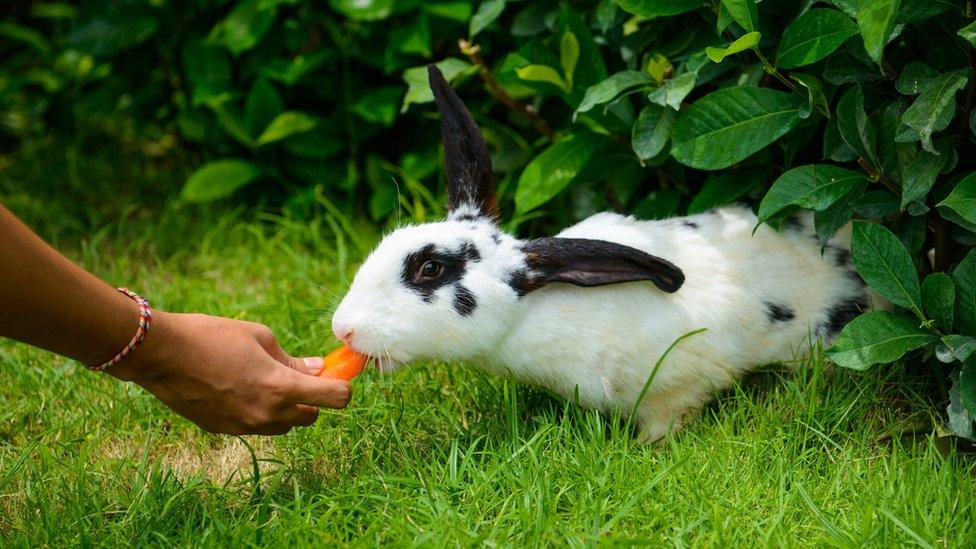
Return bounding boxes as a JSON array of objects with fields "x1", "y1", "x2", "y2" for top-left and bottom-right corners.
[{"x1": 332, "y1": 66, "x2": 878, "y2": 441}]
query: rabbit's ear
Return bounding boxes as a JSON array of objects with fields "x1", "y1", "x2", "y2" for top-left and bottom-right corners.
[
  {"x1": 515, "y1": 237, "x2": 684, "y2": 294},
  {"x1": 428, "y1": 65, "x2": 498, "y2": 221}
]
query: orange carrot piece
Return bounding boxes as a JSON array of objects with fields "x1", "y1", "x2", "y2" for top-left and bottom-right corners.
[{"x1": 318, "y1": 345, "x2": 368, "y2": 380}]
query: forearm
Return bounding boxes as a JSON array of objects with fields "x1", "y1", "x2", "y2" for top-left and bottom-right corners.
[{"x1": 0, "y1": 204, "x2": 140, "y2": 365}]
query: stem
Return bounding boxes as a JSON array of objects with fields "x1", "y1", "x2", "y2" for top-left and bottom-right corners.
[
  {"x1": 754, "y1": 49, "x2": 796, "y2": 92},
  {"x1": 857, "y1": 157, "x2": 900, "y2": 196},
  {"x1": 929, "y1": 213, "x2": 952, "y2": 272},
  {"x1": 459, "y1": 39, "x2": 555, "y2": 141}
]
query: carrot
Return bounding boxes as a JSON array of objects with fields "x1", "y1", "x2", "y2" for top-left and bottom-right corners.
[{"x1": 318, "y1": 345, "x2": 368, "y2": 380}]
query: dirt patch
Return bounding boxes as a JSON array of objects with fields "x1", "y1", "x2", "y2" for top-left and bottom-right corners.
[{"x1": 97, "y1": 435, "x2": 277, "y2": 483}]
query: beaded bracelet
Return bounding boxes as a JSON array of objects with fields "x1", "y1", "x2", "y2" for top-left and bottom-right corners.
[{"x1": 87, "y1": 288, "x2": 153, "y2": 372}]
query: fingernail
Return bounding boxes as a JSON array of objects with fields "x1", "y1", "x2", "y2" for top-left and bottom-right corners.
[{"x1": 303, "y1": 357, "x2": 324, "y2": 374}]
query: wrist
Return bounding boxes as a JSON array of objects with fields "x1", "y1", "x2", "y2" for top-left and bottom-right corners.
[{"x1": 105, "y1": 309, "x2": 179, "y2": 383}]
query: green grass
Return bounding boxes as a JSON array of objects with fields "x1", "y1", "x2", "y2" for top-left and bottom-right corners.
[{"x1": 1, "y1": 139, "x2": 975, "y2": 546}]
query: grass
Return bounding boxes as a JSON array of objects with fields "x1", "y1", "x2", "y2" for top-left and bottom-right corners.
[{"x1": 1, "y1": 138, "x2": 975, "y2": 546}]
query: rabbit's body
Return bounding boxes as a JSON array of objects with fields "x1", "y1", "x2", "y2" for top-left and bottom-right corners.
[
  {"x1": 332, "y1": 66, "x2": 877, "y2": 441},
  {"x1": 480, "y1": 207, "x2": 869, "y2": 440}
]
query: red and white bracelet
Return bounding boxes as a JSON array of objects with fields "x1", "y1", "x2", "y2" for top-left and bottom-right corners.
[{"x1": 87, "y1": 288, "x2": 153, "y2": 372}]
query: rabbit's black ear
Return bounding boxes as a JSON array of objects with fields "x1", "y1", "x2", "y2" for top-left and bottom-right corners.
[
  {"x1": 513, "y1": 238, "x2": 684, "y2": 295},
  {"x1": 428, "y1": 65, "x2": 498, "y2": 221}
]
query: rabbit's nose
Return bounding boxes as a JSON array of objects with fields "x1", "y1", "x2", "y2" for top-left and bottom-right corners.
[{"x1": 333, "y1": 324, "x2": 354, "y2": 343}]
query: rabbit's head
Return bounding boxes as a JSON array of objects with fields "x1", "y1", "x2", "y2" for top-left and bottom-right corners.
[{"x1": 332, "y1": 66, "x2": 684, "y2": 367}]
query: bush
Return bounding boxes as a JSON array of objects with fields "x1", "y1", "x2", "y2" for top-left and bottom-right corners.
[{"x1": 3, "y1": 0, "x2": 976, "y2": 436}]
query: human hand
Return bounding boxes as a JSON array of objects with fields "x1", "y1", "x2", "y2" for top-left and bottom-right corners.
[{"x1": 109, "y1": 311, "x2": 352, "y2": 435}]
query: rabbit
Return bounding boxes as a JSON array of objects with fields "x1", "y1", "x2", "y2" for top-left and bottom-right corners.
[{"x1": 331, "y1": 66, "x2": 879, "y2": 442}]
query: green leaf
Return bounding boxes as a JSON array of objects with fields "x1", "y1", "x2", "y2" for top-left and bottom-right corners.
[
  {"x1": 211, "y1": 0, "x2": 277, "y2": 56},
  {"x1": 958, "y1": 20, "x2": 976, "y2": 47},
  {"x1": 647, "y1": 73, "x2": 697, "y2": 110},
  {"x1": 720, "y1": 0, "x2": 758, "y2": 32},
  {"x1": 776, "y1": 8, "x2": 858, "y2": 69},
  {"x1": 940, "y1": 335, "x2": 976, "y2": 363},
  {"x1": 577, "y1": 71, "x2": 654, "y2": 114},
  {"x1": 255, "y1": 111, "x2": 318, "y2": 146},
  {"x1": 282, "y1": 130, "x2": 344, "y2": 160},
  {"x1": 470, "y1": 0, "x2": 506, "y2": 36},
  {"x1": 823, "y1": 116, "x2": 858, "y2": 162},
  {"x1": 613, "y1": 0, "x2": 703, "y2": 17},
  {"x1": 516, "y1": 64, "x2": 571, "y2": 93},
  {"x1": 401, "y1": 58, "x2": 474, "y2": 112},
  {"x1": 937, "y1": 173, "x2": 976, "y2": 231},
  {"x1": 898, "y1": 69, "x2": 968, "y2": 153},
  {"x1": 953, "y1": 248, "x2": 976, "y2": 334},
  {"x1": 560, "y1": 31, "x2": 580, "y2": 89},
  {"x1": 181, "y1": 159, "x2": 263, "y2": 202},
  {"x1": 516, "y1": 132, "x2": 603, "y2": 214},
  {"x1": 758, "y1": 164, "x2": 867, "y2": 223},
  {"x1": 895, "y1": 62, "x2": 938, "y2": 95},
  {"x1": 351, "y1": 86, "x2": 403, "y2": 127},
  {"x1": 633, "y1": 189, "x2": 682, "y2": 219},
  {"x1": 962, "y1": 358, "x2": 976, "y2": 416},
  {"x1": 210, "y1": 101, "x2": 253, "y2": 147},
  {"x1": 645, "y1": 53, "x2": 672, "y2": 85},
  {"x1": 394, "y1": 12, "x2": 431, "y2": 57},
  {"x1": 922, "y1": 272, "x2": 955, "y2": 332},
  {"x1": 836, "y1": 85, "x2": 877, "y2": 164},
  {"x1": 329, "y1": 0, "x2": 393, "y2": 21},
  {"x1": 791, "y1": 73, "x2": 830, "y2": 119},
  {"x1": 900, "y1": 146, "x2": 948, "y2": 208},
  {"x1": 672, "y1": 87, "x2": 804, "y2": 170},
  {"x1": 949, "y1": 366, "x2": 976, "y2": 438},
  {"x1": 688, "y1": 170, "x2": 765, "y2": 213},
  {"x1": 856, "y1": 0, "x2": 901, "y2": 65},
  {"x1": 425, "y1": 2, "x2": 472, "y2": 22},
  {"x1": 181, "y1": 40, "x2": 232, "y2": 108},
  {"x1": 632, "y1": 104, "x2": 676, "y2": 161},
  {"x1": 705, "y1": 32, "x2": 761, "y2": 63},
  {"x1": 0, "y1": 22, "x2": 52, "y2": 55},
  {"x1": 854, "y1": 190, "x2": 899, "y2": 217},
  {"x1": 814, "y1": 186, "x2": 859, "y2": 243},
  {"x1": 827, "y1": 311, "x2": 936, "y2": 370},
  {"x1": 851, "y1": 220, "x2": 922, "y2": 313},
  {"x1": 557, "y1": 6, "x2": 608, "y2": 89},
  {"x1": 244, "y1": 79, "x2": 284, "y2": 139},
  {"x1": 258, "y1": 52, "x2": 330, "y2": 87}
]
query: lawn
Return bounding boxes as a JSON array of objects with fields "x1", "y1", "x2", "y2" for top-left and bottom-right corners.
[{"x1": 1, "y1": 139, "x2": 974, "y2": 546}]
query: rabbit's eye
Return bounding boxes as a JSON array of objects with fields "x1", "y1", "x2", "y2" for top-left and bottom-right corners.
[{"x1": 419, "y1": 260, "x2": 443, "y2": 279}]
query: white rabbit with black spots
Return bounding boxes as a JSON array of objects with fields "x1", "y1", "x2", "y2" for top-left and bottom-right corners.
[{"x1": 332, "y1": 66, "x2": 879, "y2": 441}]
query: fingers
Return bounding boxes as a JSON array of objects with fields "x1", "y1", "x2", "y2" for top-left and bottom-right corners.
[
  {"x1": 279, "y1": 367, "x2": 353, "y2": 409},
  {"x1": 243, "y1": 321, "x2": 324, "y2": 376},
  {"x1": 280, "y1": 404, "x2": 320, "y2": 427}
]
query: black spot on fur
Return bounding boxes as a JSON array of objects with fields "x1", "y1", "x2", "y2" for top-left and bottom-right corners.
[
  {"x1": 454, "y1": 213, "x2": 479, "y2": 222},
  {"x1": 765, "y1": 302, "x2": 795, "y2": 323},
  {"x1": 682, "y1": 220, "x2": 699, "y2": 229},
  {"x1": 819, "y1": 297, "x2": 867, "y2": 338},
  {"x1": 782, "y1": 215, "x2": 804, "y2": 231},
  {"x1": 461, "y1": 242, "x2": 481, "y2": 262},
  {"x1": 491, "y1": 232, "x2": 501, "y2": 245},
  {"x1": 453, "y1": 285, "x2": 477, "y2": 316},
  {"x1": 401, "y1": 242, "x2": 478, "y2": 303},
  {"x1": 845, "y1": 269, "x2": 866, "y2": 286},
  {"x1": 507, "y1": 270, "x2": 529, "y2": 297},
  {"x1": 833, "y1": 247, "x2": 851, "y2": 267}
]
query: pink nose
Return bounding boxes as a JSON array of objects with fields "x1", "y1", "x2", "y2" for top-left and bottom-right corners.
[{"x1": 333, "y1": 325, "x2": 353, "y2": 343}]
